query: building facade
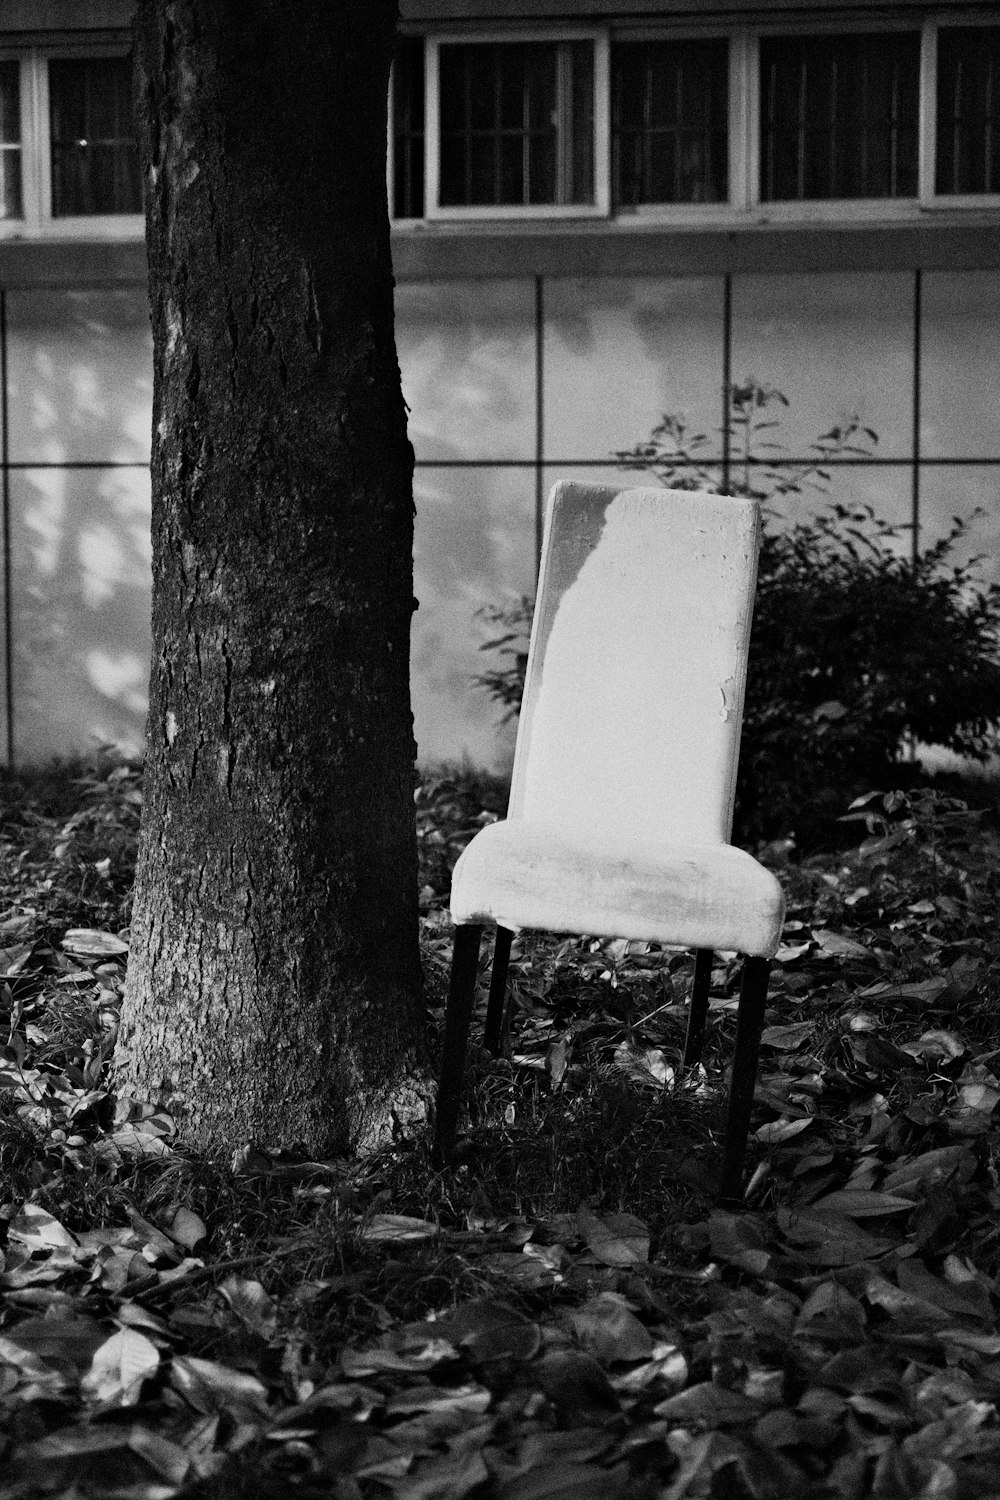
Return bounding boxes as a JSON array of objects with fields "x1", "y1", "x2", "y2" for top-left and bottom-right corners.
[{"x1": 0, "y1": 0, "x2": 998, "y2": 768}]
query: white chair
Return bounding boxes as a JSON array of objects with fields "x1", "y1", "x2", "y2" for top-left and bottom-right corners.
[{"x1": 434, "y1": 481, "x2": 786, "y2": 1205}]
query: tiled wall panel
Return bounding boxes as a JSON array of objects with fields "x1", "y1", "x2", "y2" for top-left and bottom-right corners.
[
  {"x1": 921, "y1": 272, "x2": 1000, "y2": 460},
  {"x1": 9, "y1": 465, "x2": 151, "y2": 763},
  {"x1": 6, "y1": 288, "x2": 152, "y2": 464},
  {"x1": 396, "y1": 279, "x2": 536, "y2": 462},
  {"x1": 543, "y1": 276, "x2": 724, "y2": 462},
  {"x1": 412, "y1": 464, "x2": 535, "y2": 769},
  {"x1": 730, "y1": 272, "x2": 914, "y2": 459}
]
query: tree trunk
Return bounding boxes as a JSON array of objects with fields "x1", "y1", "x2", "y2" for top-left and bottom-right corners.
[{"x1": 115, "y1": 0, "x2": 426, "y2": 1156}]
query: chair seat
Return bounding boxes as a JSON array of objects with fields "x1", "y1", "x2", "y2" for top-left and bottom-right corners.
[{"x1": 451, "y1": 819, "x2": 785, "y2": 959}]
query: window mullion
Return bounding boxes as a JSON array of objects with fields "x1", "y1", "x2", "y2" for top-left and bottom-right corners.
[
  {"x1": 890, "y1": 52, "x2": 899, "y2": 198},
  {"x1": 797, "y1": 55, "x2": 806, "y2": 199},
  {"x1": 35, "y1": 50, "x2": 51, "y2": 226},
  {"x1": 919, "y1": 19, "x2": 937, "y2": 203},
  {"x1": 14, "y1": 54, "x2": 35, "y2": 227},
  {"x1": 732, "y1": 30, "x2": 755, "y2": 210},
  {"x1": 424, "y1": 41, "x2": 439, "y2": 216},
  {"x1": 982, "y1": 51, "x2": 993, "y2": 190},
  {"x1": 592, "y1": 29, "x2": 610, "y2": 216}
]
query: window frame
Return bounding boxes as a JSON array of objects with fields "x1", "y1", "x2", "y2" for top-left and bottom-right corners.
[
  {"x1": 748, "y1": 16, "x2": 926, "y2": 221},
  {"x1": 0, "y1": 49, "x2": 33, "y2": 234},
  {"x1": 0, "y1": 44, "x2": 144, "y2": 240},
  {"x1": 418, "y1": 28, "x2": 611, "y2": 222},
  {"x1": 609, "y1": 24, "x2": 742, "y2": 219},
  {"x1": 922, "y1": 18, "x2": 1000, "y2": 210},
  {"x1": 0, "y1": 17, "x2": 996, "y2": 241}
]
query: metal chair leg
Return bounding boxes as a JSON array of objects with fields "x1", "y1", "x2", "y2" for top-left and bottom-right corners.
[
  {"x1": 433, "y1": 924, "x2": 483, "y2": 1164},
  {"x1": 719, "y1": 956, "x2": 771, "y2": 1207},
  {"x1": 483, "y1": 926, "x2": 513, "y2": 1056},
  {"x1": 683, "y1": 948, "x2": 714, "y2": 1066}
]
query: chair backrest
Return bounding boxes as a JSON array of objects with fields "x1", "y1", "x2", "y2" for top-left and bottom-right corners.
[{"x1": 507, "y1": 482, "x2": 762, "y2": 847}]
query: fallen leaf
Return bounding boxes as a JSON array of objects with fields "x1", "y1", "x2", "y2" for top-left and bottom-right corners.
[
  {"x1": 340, "y1": 1335, "x2": 458, "y2": 1378},
  {"x1": 359, "y1": 1213, "x2": 439, "y2": 1243},
  {"x1": 612, "y1": 1341, "x2": 688, "y2": 1395},
  {"x1": 570, "y1": 1292, "x2": 654, "y2": 1364},
  {"x1": 168, "y1": 1207, "x2": 208, "y2": 1250},
  {"x1": 437, "y1": 1299, "x2": 541, "y2": 1364},
  {"x1": 385, "y1": 1444, "x2": 488, "y2": 1499},
  {"x1": 655, "y1": 1381, "x2": 763, "y2": 1425},
  {"x1": 761, "y1": 1021, "x2": 814, "y2": 1051},
  {"x1": 170, "y1": 1355, "x2": 270, "y2": 1421},
  {"x1": 536, "y1": 1349, "x2": 620, "y2": 1421},
  {"x1": 612, "y1": 1042, "x2": 674, "y2": 1088},
  {"x1": 61, "y1": 928, "x2": 130, "y2": 957},
  {"x1": 857, "y1": 977, "x2": 949, "y2": 1004},
  {"x1": 576, "y1": 1205, "x2": 649, "y2": 1267},
  {"x1": 776, "y1": 1207, "x2": 894, "y2": 1266},
  {"x1": 7, "y1": 1204, "x2": 77, "y2": 1252},
  {"x1": 882, "y1": 1145, "x2": 975, "y2": 1197},
  {"x1": 81, "y1": 1327, "x2": 160, "y2": 1407},
  {"x1": 754, "y1": 1116, "x2": 812, "y2": 1145},
  {"x1": 218, "y1": 1277, "x2": 277, "y2": 1338},
  {"x1": 710, "y1": 1211, "x2": 771, "y2": 1275},
  {"x1": 386, "y1": 1383, "x2": 492, "y2": 1417},
  {"x1": 774, "y1": 940, "x2": 812, "y2": 964},
  {"x1": 809, "y1": 1189, "x2": 915, "y2": 1219},
  {"x1": 813, "y1": 930, "x2": 871, "y2": 961},
  {"x1": 901, "y1": 1030, "x2": 966, "y2": 1062},
  {"x1": 480, "y1": 1251, "x2": 563, "y2": 1290},
  {"x1": 496, "y1": 1461, "x2": 635, "y2": 1500}
]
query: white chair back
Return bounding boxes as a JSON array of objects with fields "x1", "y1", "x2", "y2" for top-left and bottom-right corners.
[{"x1": 508, "y1": 482, "x2": 762, "y2": 848}]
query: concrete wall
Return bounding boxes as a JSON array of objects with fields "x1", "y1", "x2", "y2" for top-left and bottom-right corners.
[{"x1": 1, "y1": 265, "x2": 999, "y2": 768}]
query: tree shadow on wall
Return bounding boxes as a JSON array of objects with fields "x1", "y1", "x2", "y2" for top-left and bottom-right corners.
[{"x1": 6, "y1": 288, "x2": 153, "y2": 764}]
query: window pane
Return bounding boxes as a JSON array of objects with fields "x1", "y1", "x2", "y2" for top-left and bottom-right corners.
[
  {"x1": 568, "y1": 41, "x2": 594, "y2": 204},
  {"x1": 392, "y1": 37, "x2": 424, "y2": 219},
  {"x1": 439, "y1": 41, "x2": 594, "y2": 208},
  {"x1": 49, "y1": 57, "x2": 142, "y2": 217},
  {"x1": 613, "y1": 40, "x2": 728, "y2": 205},
  {"x1": 760, "y1": 33, "x2": 919, "y2": 201},
  {"x1": 936, "y1": 27, "x2": 1000, "y2": 194},
  {"x1": 0, "y1": 59, "x2": 23, "y2": 220}
]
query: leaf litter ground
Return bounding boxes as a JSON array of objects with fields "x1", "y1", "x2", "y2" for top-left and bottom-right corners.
[{"x1": 1, "y1": 758, "x2": 1000, "y2": 1498}]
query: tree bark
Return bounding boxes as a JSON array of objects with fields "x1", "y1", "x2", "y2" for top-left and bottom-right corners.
[{"x1": 115, "y1": 0, "x2": 426, "y2": 1156}]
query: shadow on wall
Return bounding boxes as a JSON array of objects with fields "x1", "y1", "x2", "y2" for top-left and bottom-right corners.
[
  {"x1": 411, "y1": 448, "x2": 534, "y2": 772},
  {"x1": 4, "y1": 283, "x2": 538, "y2": 772},
  {"x1": 6, "y1": 289, "x2": 153, "y2": 764},
  {"x1": 397, "y1": 278, "x2": 538, "y2": 770},
  {"x1": 11, "y1": 466, "x2": 152, "y2": 764}
]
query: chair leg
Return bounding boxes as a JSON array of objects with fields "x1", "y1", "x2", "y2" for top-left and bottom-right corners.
[
  {"x1": 683, "y1": 948, "x2": 714, "y2": 1066},
  {"x1": 719, "y1": 957, "x2": 771, "y2": 1207},
  {"x1": 483, "y1": 926, "x2": 514, "y2": 1056},
  {"x1": 433, "y1": 924, "x2": 483, "y2": 1165}
]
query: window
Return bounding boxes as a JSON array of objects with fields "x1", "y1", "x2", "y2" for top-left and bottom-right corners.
[
  {"x1": 760, "y1": 33, "x2": 920, "y2": 201},
  {"x1": 613, "y1": 40, "x2": 728, "y2": 206},
  {"x1": 393, "y1": 37, "x2": 425, "y2": 219},
  {"x1": 937, "y1": 27, "x2": 1000, "y2": 195},
  {"x1": 435, "y1": 39, "x2": 597, "y2": 211},
  {"x1": 0, "y1": 60, "x2": 22, "y2": 220},
  {"x1": 49, "y1": 56, "x2": 141, "y2": 217}
]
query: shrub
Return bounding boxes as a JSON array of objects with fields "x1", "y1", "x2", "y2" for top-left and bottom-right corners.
[{"x1": 475, "y1": 384, "x2": 1000, "y2": 847}]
